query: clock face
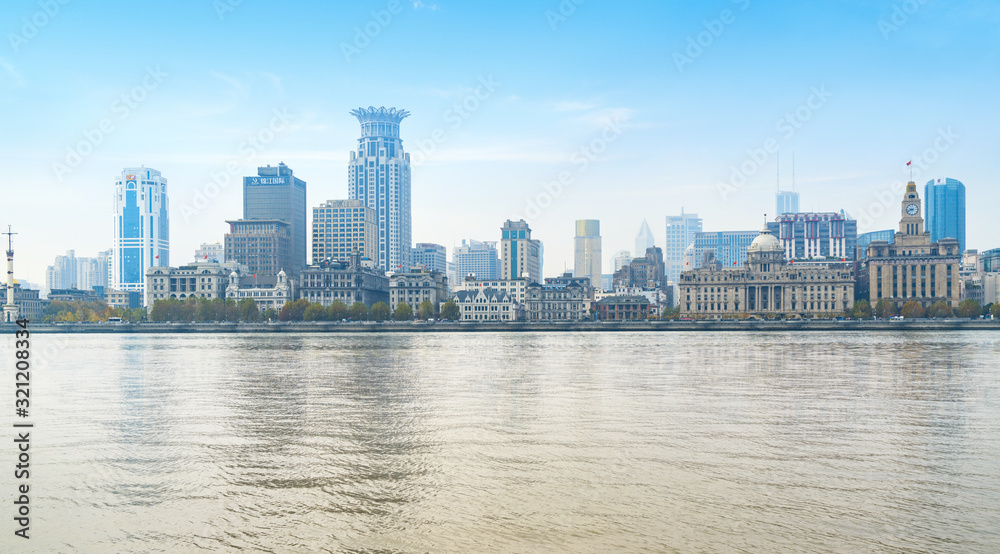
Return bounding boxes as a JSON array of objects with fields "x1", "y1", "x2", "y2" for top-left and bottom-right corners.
[{"x1": 906, "y1": 203, "x2": 919, "y2": 216}]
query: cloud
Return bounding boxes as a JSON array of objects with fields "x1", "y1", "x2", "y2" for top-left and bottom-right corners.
[{"x1": 552, "y1": 100, "x2": 600, "y2": 112}]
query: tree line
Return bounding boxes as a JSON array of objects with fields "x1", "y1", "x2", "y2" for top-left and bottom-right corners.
[{"x1": 144, "y1": 296, "x2": 463, "y2": 323}]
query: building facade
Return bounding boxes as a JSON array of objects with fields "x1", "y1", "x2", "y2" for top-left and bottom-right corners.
[
  {"x1": 105, "y1": 290, "x2": 143, "y2": 310},
  {"x1": 680, "y1": 226, "x2": 855, "y2": 318},
  {"x1": 194, "y1": 242, "x2": 224, "y2": 263},
  {"x1": 983, "y1": 248, "x2": 1000, "y2": 273},
  {"x1": 454, "y1": 239, "x2": 500, "y2": 280},
  {"x1": 452, "y1": 277, "x2": 528, "y2": 305},
  {"x1": 452, "y1": 289, "x2": 520, "y2": 322},
  {"x1": 297, "y1": 251, "x2": 389, "y2": 308},
  {"x1": 856, "y1": 230, "x2": 895, "y2": 261},
  {"x1": 145, "y1": 262, "x2": 242, "y2": 309},
  {"x1": 767, "y1": 211, "x2": 858, "y2": 261},
  {"x1": 525, "y1": 273, "x2": 593, "y2": 321},
  {"x1": 243, "y1": 163, "x2": 307, "y2": 276},
  {"x1": 596, "y1": 295, "x2": 652, "y2": 320},
  {"x1": 693, "y1": 231, "x2": 757, "y2": 269},
  {"x1": 410, "y1": 243, "x2": 448, "y2": 274},
  {"x1": 45, "y1": 250, "x2": 110, "y2": 293},
  {"x1": 0, "y1": 281, "x2": 47, "y2": 321},
  {"x1": 665, "y1": 210, "x2": 703, "y2": 291},
  {"x1": 501, "y1": 219, "x2": 543, "y2": 283},
  {"x1": 224, "y1": 219, "x2": 292, "y2": 283},
  {"x1": 348, "y1": 106, "x2": 412, "y2": 271},
  {"x1": 866, "y1": 181, "x2": 962, "y2": 309},
  {"x1": 112, "y1": 167, "x2": 169, "y2": 293},
  {"x1": 311, "y1": 199, "x2": 377, "y2": 264},
  {"x1": 225, "y1": 269, "x2": 293, "y2": 312},
  {"x1": 776, "y1": 190, "x2": 800, "y2": 216},
  {"x1": 924, "y1": 177, "x2": 966, "y2": 252},
  {"x1": 574, "y1": 219, "x2": 602, "y2": 292},
  {"x1": 389, "y1": 269, "x2": 449, "y2": 312}
]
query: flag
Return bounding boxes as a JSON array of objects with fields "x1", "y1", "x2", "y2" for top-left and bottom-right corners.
[
  {"x1": 789, "y1": 259, "x2": 794, "y2": 264},
  {"x1": 253, "y1": 274, "x2": 256, "y2": 278},
  {"x1": 733, "y1": 261, "x2": 737, "y2": 265},
  {"x1": 841, "y1": 258, "x2": 846, "y2": 262},
  {"x1": 155, "y1": 255, "x2": 159, "y2": 259},
  {"x1": 906, "y1": 160, "x2": 912, "y2": 166},
  {"x1": 204, "y1": 255, "x2": 209, "y2": 259}
]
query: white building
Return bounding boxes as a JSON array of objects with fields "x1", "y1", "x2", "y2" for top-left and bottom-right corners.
[
  {"x1": 226, "y1": 269, "x2": 293, "y2": 312},
  {"x1": 194, "y1": 242, "x2": 224, "y2": 263},
  {"x1": 145, "y1": 261, "x2": 243, "y2": 310},
  {"x1": 311, "y1": 199, "x2": 377, "y2": 264},
  {"x1": 452, "y1": 277, "x2": 528, "y2": 305},
  {"x1": 454, "y1": 239, "x2": 500, "y2": 280},
  {"x1": 665, "y1": 210, "x2": 703, "y2": 295},
  {"x1": 389, "y1": 268, "x2": 449, "y2": 312},
  {"x1": 452, "y1": 289, "x2": 520, "y2": 322},
  {"x1": 114, "y1": 167, "x2": 169, "y2": 294},
  {"x1": 348, "y1": 107, "x2": 412, "y2": 271}
]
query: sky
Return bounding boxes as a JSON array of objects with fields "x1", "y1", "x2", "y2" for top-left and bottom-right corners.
[{"x1": 2, "y1": 0, "x2": 998, "y2": 287}]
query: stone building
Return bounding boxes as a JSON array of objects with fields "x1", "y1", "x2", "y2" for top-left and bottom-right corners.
[
  {"x1": 596, "y1": 295, "x2": 652, "y2": 320},
  {"x1": 452, "y1": 288, "x2": 520, "y2": 322},
  {"x1": 297, "y1": 250, "x2": 388, "y2": 308},
  {"x1": 525, "y1": 273, "x2": 594, "y2": 321},
  {"x1": 389, "y1": 268, "x2": 449, "y2": 312},
  {"x1": 226, "y1": 269, "x2": 294, "y2": 312}
]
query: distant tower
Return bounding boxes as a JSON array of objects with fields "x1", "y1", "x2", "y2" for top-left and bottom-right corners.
[
  {"x1": 635, "y1": 219, "x2": 655, "y2": 258},
  {"x1": 501, "y1": 219, "x2": 542, "y2": 282},
  {"x1": 112, "y1": 167, "x2": 169, "y2": 294},
  {"x1": 775, "y1": 152, "x2": 799, "y2": 216},
  {"x1": 4, "y1": 226, "x2": 18, "y2": 323},
  {"x1": 573, "y1": 220, "x2": 602, "y2": 289},
  {"x1": 924, "y1": 178, "x2": 966, "y2": 252}
]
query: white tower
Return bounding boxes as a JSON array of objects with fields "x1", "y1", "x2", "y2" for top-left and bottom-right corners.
[
  {"x1": 4, "y1": 226, "x2": 19, "y2": 323},
  {"x1": 112, "y1": 167, "x2": 169, "y2": 294}
]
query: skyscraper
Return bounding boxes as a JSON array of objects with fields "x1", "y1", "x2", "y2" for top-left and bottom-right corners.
[
  {"x1": 242, "y1": 162, "x2": 307, "y2": 275},
  {"x1": 112, "y1": 167, "x2": 169, "y2": 294},
  {"x1": 635, "y1": 219, "x2": 655, "y2": 259},
  {"x1": 665, "y1": 210, "x2": 702, "y2": 288},
  {"x1": 693, "y1": 231, "x2": 758, "y2": 269},
  {"x1": 766, "y1": 211, "x2": 858, "y2": 260},
  {"x1": 776, "y1": 190, "x2": 800, "y2": 216},
  {"x1": 501, "y1": 219, "x2": 542, "y2": 282},
  {"x1": 573, "y1": 220, "x2": 602, "y2": 291},
  {"x1": 311, "y1": 199, "x2": 377, "y2": 264},
  {"x1": 925, "y1": 177, "x2": 966, "y2": 252},
  {"x1": 611, "y1": 250, "x2": 632, "y2": 273},
  {"x1": 348, "y1": 106, "x2": 412, "y2": 271},
  {"x1": 411, "y1": 243, "x2": 448, "y2": 273},
  {"x1": 453, "y1": 239, "x2": 500, "y2": 280}
]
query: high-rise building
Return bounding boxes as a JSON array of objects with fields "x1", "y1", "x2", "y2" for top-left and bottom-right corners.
[
  {"x1": 348, "y1": 106, "x2": 412, "y2": 271},
  {"x1": 411, "y1": 243, "x2": 447, "y2": 274},
  {"x1": 767, "y1": 211, "x2": 858, "y2": 261},
  {"x1": 243, "y1": 163, "x2": 306, "y2": 276},
  {"x1": 194, "y1": 242, "x2": 224, "y2": 263},
  {"x1": 776, "y1": 190, "x2": 800, "y2": 216},
  {"x1": 665, "y1": 210, "x2": 702, "y2": 288},
  {"x1": 611, "y1": 250, "x2": 631, "y2": 273},
  {"x1": 693, "y1": 231, "x2": 758, "y2": 269},
  {"x1": 501, "y1": 219, "x2": 543, "y2": 283},
  {"x1": 311, "y1": 199, "x2": 377, "y2": 264},
  {"x1": 573, "y1": 220, "x2": 602, "y2": 291},
  {"x1": 454, "y1": 239, "x2": 500, "y2": 280},
  {"x1": 224, "y1": 220, "x2": 292, "y2": 283},
  {"x1": 112, "y1": 167, "x2": 169, "y2": 294},
  {"x1": 925, "y1": 178, "x2": 966, "y2": 253},
  {"x1": 635, "y1": 219, "x2": 655, "y2": 260},
  {"x1": 46, "y1": 250, "x2": 111, "y2": 292},
  {"x1": 856, "y1": 230, "x2": 895, "y2": 260}
]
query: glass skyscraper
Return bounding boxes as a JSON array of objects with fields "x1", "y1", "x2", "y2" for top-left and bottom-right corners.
[
  {"x1": 574, "y1": 220, "x2": 602, "y2": 290},
  {"x1": 348, "y1": 106, "x2": 412, "y2": 271},
  {"x1": 665, "y1": 210, "x2": 702, "y2": 288},
  {"x1": 243, "y1": 163, "x2": 307, "y2": 276},
  {"x1": 856, "y1": 230, "x2": 895, "y2": 260},
  {"x1": 112, "y1": 167, "x2": 168, "y2": 294},
  {"x1": 924, "y1": 178, "x2": 966, "y2": 252}
]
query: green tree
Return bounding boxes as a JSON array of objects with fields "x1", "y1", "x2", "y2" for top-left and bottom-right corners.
[
  {"x1": 326, "y1": 300, "x2": 348, "y2": 321},
  {"x1": 278, "y1": 299, "x2": 310, "y2": 321},
  {"x1": 956, "y1": 299, "x2": 981, "y2": 319},
  {"x1": 195, "y1": 297, "x2": 213, "y2": 321},
  {"x1": 237, "y1": 298, "x2": 259, "y2": 322},
  {"x1": 440, "y1": 300, "x2": 460, "y2": 321},
  {"x1": 851, "y1": 300, "x2": 872, "y2": 319},
  {"x1": 393, "y1": 302, "x2": 413, "y2": 321},
  {"x1": 370, "y1": 301, "x2": 390, "y2": 322},
  {"x1": 900, "y1": 300, "x2": 926, "y2": 319},
  {"x1": 261, "y1": 308, "x2": 278, "y2": 322},
  {"x1": 349, "y1": 302, "x2": 369, "y2": 321},
  {"x1": 875, "y1": 299, "x2": 898, "y2": 319},
  {"x1": 660, "y1": 307, "x2": 681, "y2": 320},
  {"x1": 149, "y1": 299, "x2": 175, "y2": 322},
  {"x1": 303, "y1": 303, "x2": 326, "y2": 321},
  {"x1": 418, "y1": 300, "x2": 435, "y2": 320},
  {"x1": 927, "y1": 300, "x2": 954, "y2": 319},
  {"x1": 991, "y1": 303, "x2": 1000, "y2": 319}
]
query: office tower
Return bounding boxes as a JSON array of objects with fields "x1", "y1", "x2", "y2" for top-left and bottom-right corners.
[
  {"x1": 635, "y1": 219, "x2": 655, "y2": 260},
  {"x1": 242, "y1": 162, "x2": 306, "y2": 275},
  {"x1": 454, "y1": 239, "x2": 500, "y2": 280},
  {"x1": 311, "y1": 199, "x2": 377, "y2": 264},
  {"x1": 611, "y1": 250, "x2": 632, "y2": 273},
  {"x1": 501, "y1": 219, "x2": 543, "y2": 282},
  {"x1": 224, "y1": 220, "x2": 292, "y2": 282},
  {"x1": 112, "y1": 167, "x2": 169, "y2": 293},
  {"x1": 348, "y1": 106, "x2": 412, "y2": 271},
  {"x1": 776, "y1": 190, "x2": 800, "y2": 216},
  {"x1": 46, "y1": 250, "x2": 111, "y2": 292},
  {"x1": 194, "y1": 242, "x2": 225, "y2": 263},
  {"x1": 573, "y1": 220, "x2": 602, "y2": 291},
  {"x1": 410, "y1": 243, "x2": 447, "y2": 273},
  {"x1": 766, "y1": 211, "x2": 858, "y2": 260},
  {"x1": 924, "y1": 178, "x2": 966, "y2": 252},
  {"x1": 665, "y1": 210, "x2": 702, "y2": 286},
  {"x1": 693, "y1": 231, "x2": 758, "y2": 269},
  {"x1": 856, "y1": 230, "x2": 895, "y2": 260}
]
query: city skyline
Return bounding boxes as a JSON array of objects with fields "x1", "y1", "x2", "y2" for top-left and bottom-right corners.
[{"x1": 2, "y1": 1, "x2": 998, "y2": 284}]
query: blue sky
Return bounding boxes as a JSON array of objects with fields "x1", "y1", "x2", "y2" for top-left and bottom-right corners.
[{"x1": 2, "y1": 0, "x2": 998, "y2": 285}]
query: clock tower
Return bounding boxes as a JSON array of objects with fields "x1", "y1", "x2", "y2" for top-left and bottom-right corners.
[{"x1": 899, "y1": 181, "x2": 924, "y2": 236}]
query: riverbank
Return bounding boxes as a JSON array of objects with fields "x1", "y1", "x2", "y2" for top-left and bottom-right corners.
[{"x1": 5, "y1": 319, "x2": 998, "y2": 333}]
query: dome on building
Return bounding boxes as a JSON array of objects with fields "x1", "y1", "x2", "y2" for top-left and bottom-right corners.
[{"x1": 748, "y1": 227, "x2": 782, "y2": 253}]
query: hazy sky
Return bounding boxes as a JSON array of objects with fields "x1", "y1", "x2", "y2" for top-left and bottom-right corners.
[{"x1": 2, "y1": 0, "x2": 998, "y2": 285}]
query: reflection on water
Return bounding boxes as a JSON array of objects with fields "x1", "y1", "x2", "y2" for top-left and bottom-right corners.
[{"x1": 4, "y1": 331, "x2": 1000, "y2": 553}]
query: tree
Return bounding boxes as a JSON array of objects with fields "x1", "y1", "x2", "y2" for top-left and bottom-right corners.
[
  {"x1": 440, "y1": 300, "x2": 460, "y2": 321},
  {"x1": 900, "y1": 301, "x2": 926, "y2": 319},
  {"x1": 349, "y1": 302, "x2": 369, "y2": 321},
  {"x1": 418, "y1": 300, "x2": 435, "y2": 320},
  {"x1": 237, "y1": 298, "x2": 259, "y2": 322},
  {"x1": 370, "y1": 301, "x2": 390, "y2": 322},
  {"x1": 956, "y1": 299, "x2": 981, "y2": 319},
  {"x1": 992, "y1": 303, "x2": 1000, "y2": 319},
  {"x1": 261, "y1": 308, "x2": 278, "y2": 322},
  {"x1": 278, "y1": 299, "x2": 310, "y2": 321},
  {"x1": 393, "y1": 302, "x2": 413, "y2": 321},
  {"x1": 326, "y1": 300, "x2": 348, "y2": 321},
  {"x1": 875, "y1": 299, "x2": 898, "y2": 319},
  {"x1": 927, "y1": 300, "x2": 954, "y2": 319},
  {"x1": 303, "y1": 303, "x2": 326, "y2": 321},
  {"x1": 851, "y1": 300, "x2": 872, "y2": 319},
  {"x1": 660, "y1": 307, "x2": 680, "y2": 320}
]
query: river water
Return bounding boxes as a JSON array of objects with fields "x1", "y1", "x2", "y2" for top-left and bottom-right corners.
[{"x1": 3, "y1": 331, "x2": 999, "y2": 553}]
